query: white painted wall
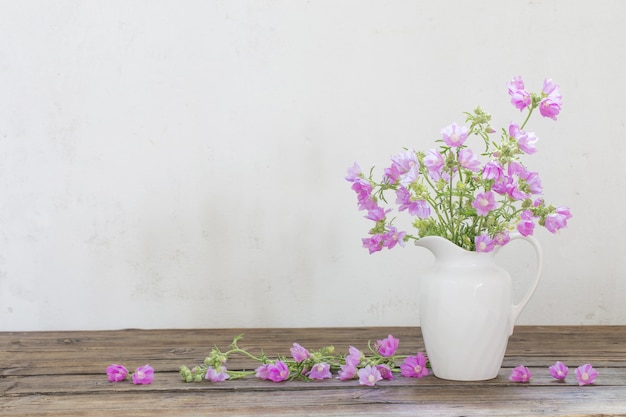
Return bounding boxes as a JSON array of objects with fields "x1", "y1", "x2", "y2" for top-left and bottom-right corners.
[{"x1": 1, "y1": 0, "x2": 624, "y2": 331}]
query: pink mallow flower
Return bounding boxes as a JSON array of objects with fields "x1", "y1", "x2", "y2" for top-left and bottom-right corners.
[
  {"x1": 423, "y1": 149, "x2": 444, "y2": 180},
  {"x1": 390, "y1": 149, "x2": 420, "y2": 186},
  {"x1": 106, "y1": 364, "x2": 128, "y2": 382},
  {"x1": 345, "y1": 162, "x2": 362, "y2": 182},
  {"x1": 257, "y1": 360, "x2": 290, "y2": 382},
  {"x1": 351, "y1": 178, "x2": 376, "y2": 211},
  {"x1": 375, "y1": 335, "x2": 399, "y2": 357},
  {"x1": 400, "y1": 352, "x2": 429, "y2": 378},
  {"x1": 482, "y1": 160, "x2": 504, "y2": 181},
  {"x1": 494, "y1": 231, "x2": 510, "y2": 246},
  {"x1": 441, "y1": 123, "x2": 469, "y2": 147},
  {"x1": 268, "y1": 361, "x2": 290, "y2": 382},
  {"x1": 509, "y1": 365, "x2": 532, "y2": 383},
  {"x1": 307, "y1": 362, "x2": 332, "y2": 380},
  {"x1": 362, "y1": 234, "x2": 383, "y2": 254},
  {"x1": 365, "y1": 206, "x2": 390, "y2": 222},
  {"x1": 376, "y1": 364, "x2": 394, "y2": 380},
  {"x1": 254, "y1": 363, "x2": 270, "y2": 380},
  {"x1": 517, "y1": 210, "x2": 535, "y2": 237},
  {"x1": 458, "y1": 148, "x2": 481, "y2": 172},
  {"x1": 509, "y1": 122, "x2": 539, "y2": 154},
  {"x1": 475, "y1": 233, "x2": 495, "y2": 253},
  {"x1": 549, "y1": 361, "x2": 569, "y2": 381},
  {"x1": 132, "y1": 364, "x2": 154, "y2": 385},
  {"x1": 346, "y1": 346, "x2": 362, "y2": 366},
  {"x1": 575, "y1": 364, "x2": 598, "y2": 386},
  {"x1": 382, "y1": 227, "x2": 406, "y2": 250},
  {"x1": 507, "y1": 75, "x2": 531, "y2": 111},
  {"x1": 205, "y1": 366, "x2": 230, "y2": 382},
  {"x1": 545, "y1": 206, "x2": 572, "y2": 233},
  {"x1": 396, "y1": 187, "x2": 431, "y2": 218},
  {"x1": 519, "y1": 169, "x2": 543, "y2": 195},
  {"x1": 358, "y1": 365, "x2": 383, "y2": 386},
  {"x1": 472, "y1": 191, "x2": 496, "y2": 216},
  {"x1": 290, "y1": 343, "x2": 311, "y2": 363},
  {"x1": 337, "y1": 362, "x2": 358, "y2": 381},
  {"x1": 539, "y1": 78, "x2": 562, "y2": 120}
]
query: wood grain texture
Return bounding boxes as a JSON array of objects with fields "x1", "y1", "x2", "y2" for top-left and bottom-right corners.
[{"x1": 1, "y1": 326, "x2": 626, "y2": 416}]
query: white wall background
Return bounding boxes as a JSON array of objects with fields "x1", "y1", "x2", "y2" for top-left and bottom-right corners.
[{"x1": 1, "y1": 0, "x2": 624, "y2": 331}]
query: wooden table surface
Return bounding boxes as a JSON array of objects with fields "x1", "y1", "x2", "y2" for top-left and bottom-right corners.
[{"x1": 1, "y1": 326, "x2": 625, "y2": 416}]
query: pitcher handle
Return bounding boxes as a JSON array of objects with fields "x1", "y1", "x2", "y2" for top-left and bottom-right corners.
[{"x1": 497, "y1": 234, "x2": 543, "y2": 334}]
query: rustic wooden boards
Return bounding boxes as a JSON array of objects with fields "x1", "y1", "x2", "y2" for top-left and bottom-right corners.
[{"x1": 1, "y1": 326, "x2": 626, "y2": 416}]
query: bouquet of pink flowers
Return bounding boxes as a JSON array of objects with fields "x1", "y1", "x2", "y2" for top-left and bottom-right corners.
[{"x1": 346, "y1": 76, "x2": 571, "y2": 253}]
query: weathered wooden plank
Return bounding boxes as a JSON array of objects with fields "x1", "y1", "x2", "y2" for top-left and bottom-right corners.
[
  {"x1": 2, "y1": 386, "x2": 626, "y2": 417},
  {"x1": 2, "y1": 366, "x2": 626, "y2": 397},
  {"x1": 2, "y1": 326, "x2": 626, "y2": 416},
  {"x1": 2, "y1": 327, "x2": 625, "y2": 378},
  {"x1": 2, "y1": 326, "x2": 625, "y2": 361},
  {"x1": 3, "y1": 326, "x2": 624, "y2": 354}
]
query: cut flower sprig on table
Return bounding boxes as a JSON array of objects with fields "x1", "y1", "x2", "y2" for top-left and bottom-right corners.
[
  {"x1": 179, "y1": 334, "x2": 429, "y2": 386},
  {"x1": 346, "y1": 76, "x2": 571, "y2": 253}
]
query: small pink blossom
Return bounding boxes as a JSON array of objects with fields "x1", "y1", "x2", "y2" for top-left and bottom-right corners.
[
  {"x1": 472, "y1": 191, "x2": 496, "y2": 216},
  {"x1": 423, "y1": 149, "x2": 444, "y2": 180},
  {"x1": 507, "y1": 75, "x2": 531, "y2": 111},
  {"x1": 475, "y1": 233, "x2": 495, "y2": 253},
  {"x1": 520, "y1": 170, "x2": 543, "y2": 195},
  {"x1": 307, "y1": 362, "x2": 332, "y2": 380},
  {"x1": 400, "y1": 352, "x2": 429, "y2": 378},
  {"x1": 132, "y1": 364, "x2": 154, "y2": 385},
  {"x1": 256, "y1": 361, "x2": 290, "y2": 382},
  {"x1": 290, "y1": 343, "x2": 311, "y2": 362},
  {"x1": 507, "y1": 75, "x2": 525, "y2": 94},
  {"x1": 509, "y1": 365, "x2": 532, "y2": 383},
  {"x1": 542, "y1": 78, "x2": 560, "y2": 96},
  {"x1": 539, "y1": 98, "x2": 561, "y2": 120},
  {"x1": 441, "y1": 123, "x2": 469, "y2": 147},
  {"x1": 482, "y1": 161, "x2": 504, "y2": 181},
  {"x1": 519, "y1": 131, "x2": 539, "y2": 154},
  {"x1": 337, "y1": 362, "x2": 357, "y2": 380},
  {"x1": 254, "y1": 363, "x2": 270, "y2": 380},
  {"x1": 575, "y1": 364, "x2": 598, "y2": 386},
  {"x1": 358, "y1": 365, "x2": 382, "y2": 386},
  {"x1": 375, "y1": 335, "x2": 399, "y2": 357},
  {"x1": 351, "y1": 179, "x2": 376, "y2": 211},
  {"x1": 396, "y1": 188, "x2": 431, "y2": 218},
  {"x1": 510, "y1": 122, "x2": 539, "y2": 154},
  {"x1": 517, "y1": 210, "x2": 535, "y2": 237},
  {"x1": 362, "y1": 235, "x2": 384, "y2": 254},
  {"x1": 384, "y1": 163, "x2": 402, "y2": 183},
  {"x1": 499, "y1": 166, "x2": 531, "y2": 200},
  {"x1": 267, "y1": 360, "x2": 290, "y2": 382},
  {"x1": 545, "y1": 206, "x2": 572, "y2": 233},
  {"x1": 345, "y1": 162, "x2": 362, "y2": 182},
  {"x1": 382, "y1": 227, "x2": 406, "y2": 249},
  {"x1": 106, "y1": 364, "x2": 128, "y2": 382},
  {"x1": 365, "y1": 206, "x2": 390, "y2": 222},
  {"x1": 494, "y1": 231, "x2": 510, "y2": 246},
  {"x1": 346, "y1": 346, "x2": 362, "y2": 366},
  {"x1": 458, "y1": 148, "x2": 481, "y2": 171},
  {"x1": 390, "y1": 149, "x2": 420, "y2": 186},
  {"x1": 549, "y1": 361, "x2": 568, "y2": 380},
  {"x1": 205, "y1": 366, "x2": 230, "y2": 382},
  {"x1": 540, "y1": 78, "x2": 562, "y2": 120},
  {"x1": 376, "y1": 364, "x2": 394, "y2": 380}
]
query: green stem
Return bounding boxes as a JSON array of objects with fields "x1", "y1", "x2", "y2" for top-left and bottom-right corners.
[
  {"x1": 224, "y1": 348, "x2": 264, "y2": 363},
  {"x1": 520, "y1": 105, "x2": 535, "y2": 130},
  {"x1": 448, "y1": 172, "x2": 455, "y2": 241}
]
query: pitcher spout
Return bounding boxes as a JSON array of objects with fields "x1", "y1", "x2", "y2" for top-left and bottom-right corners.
[{"x1": 414, "y1": 236, "x2": 477, "y2": 263}]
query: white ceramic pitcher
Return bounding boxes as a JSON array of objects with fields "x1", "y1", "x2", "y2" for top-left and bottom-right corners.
[{"x1": 416, "y1": 234, "x2": 543, "y2": 381}]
